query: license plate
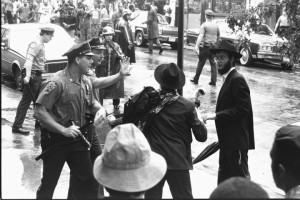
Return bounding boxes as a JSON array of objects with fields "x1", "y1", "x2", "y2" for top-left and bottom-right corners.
[{"x1": 169, "y1": 37, "x2": 176, "y2": 42}]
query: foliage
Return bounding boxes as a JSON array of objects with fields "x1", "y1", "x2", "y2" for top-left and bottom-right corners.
[
  {"x1": 138, "y1": 0, "x2": 166, "y2": 14},
  {"x1": 226, "y1": 0, "x2": 300, "y2": 64}
]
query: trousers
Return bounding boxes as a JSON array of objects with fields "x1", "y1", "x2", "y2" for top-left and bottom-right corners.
[
  {"x1": 148, "y1": 38, "x2": 162, "y2": 52},
  {"x1": 193, "y1": 46, "x2": 217, "y2": 84},
  {"x1": 36, "y1": 130, "x2": 95, "y2": 199},
  {"x1": 13, "y1": 74, "x2": 42, "y2": 129},
  {"x1": 145, "y1": 170, "x2": 193, "y2": 199},
  {"x1": 67, "y1": 124, "x2": 104, "y2": 199},
  {"x1": 218, "y1": 149, "x2": 250, "y2": 185},
  {"x1": 80, "y1": 28, "x2": 92, "y2": 41}
]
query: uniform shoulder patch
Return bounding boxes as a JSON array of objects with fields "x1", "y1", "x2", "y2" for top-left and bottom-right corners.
[{"x1": 45, "y1": 81, "x2": 57, "y2": 93}]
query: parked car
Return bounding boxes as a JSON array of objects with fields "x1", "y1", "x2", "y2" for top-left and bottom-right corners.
[
  {"x1": 131, "y1": 11, "x2": 178, "y2": 49},
  {"x1": 1, "y1": 23, "x2": 75, "y2": 90},
  {"x1": 187, "y1": 19, "x2": 291, "y2": 68}
]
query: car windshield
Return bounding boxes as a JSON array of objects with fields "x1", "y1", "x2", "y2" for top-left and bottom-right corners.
[{"x1": 9, "y1": 26, "x2": 74, "y2": 60}]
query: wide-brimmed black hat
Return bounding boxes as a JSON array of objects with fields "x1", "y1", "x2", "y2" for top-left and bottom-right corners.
[
  {"x1": 210, "y1": 39, "x2": 242, "y2": 59},
  {"x1": 154, "y1": 63, "x2": 185, "y2": 90}
]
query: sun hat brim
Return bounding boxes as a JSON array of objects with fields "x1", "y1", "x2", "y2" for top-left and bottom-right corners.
[
  {"x1": 154, "y1": 64, "x2": 186, "y2": 90},
  {"x1": 93, "y1": 151, "x2": 167, "y2": 192}
]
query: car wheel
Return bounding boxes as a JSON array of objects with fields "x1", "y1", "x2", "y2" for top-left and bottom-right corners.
[
  {"x1": 170, "y1": 42, "x2": 178, "y2": 50},
  {"x1": 239, "y1": 47, "x2": 253, "y2": 66},
  {"x1": 14, "y1": 69, "x2": 23, "y2": 91},
  {"x1": 135, "y1": 31, "x2": 146, "y2": 47},
  {"x1": 281, "y1": 62, "x2": 294, "y2": 70}
]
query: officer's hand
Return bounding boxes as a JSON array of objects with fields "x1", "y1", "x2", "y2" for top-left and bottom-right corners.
[
  {"x1": 203, "y1": 113, "x2": 216, "y2": 124},
  {"x1": 120, "y1": 57, "x2": 132, "y2": 77},
  {"x1": 23, "y1": 76, "x2": 30, "y2": 84},
  {"x1": 62, "y1": 125, "x2": 81, "y2": 138},
  {"x1": 194, "y1": 47, "x2": 199, "y2": 55}
]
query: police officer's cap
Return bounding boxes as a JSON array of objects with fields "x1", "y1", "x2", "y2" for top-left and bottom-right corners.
[
  {"x1": 205, "y1": 9, "x2": 214, "y2": 16},
  {"x1": 270, "y1": 123, "x2": 300, "y2": 167},
  {"x1": 88, "y1": 37, "x2": 106, "y2": 50},
  {"x1": 63, "y1": 42, "x2": 94, "y2": 57},
  {"x1": 40, "y1": 27, "x2": 55, "y2": 34}
]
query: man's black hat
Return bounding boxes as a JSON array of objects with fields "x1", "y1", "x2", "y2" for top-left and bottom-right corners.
[
  {"x1": 270, "y1": 123, "x2": 300, "y2": 167},
  {"x1": 210, "y1": 39, "x2": 242, "y2": 59},
  {"x1": 88, "y1": 37, "x2": 106, "y2": 50},
  {"x1": 63, "y1": 42, "x2": 94, "y2": 57},
  {"x1": 154, "y1": 63, "x2": 185, "y2": 90}
]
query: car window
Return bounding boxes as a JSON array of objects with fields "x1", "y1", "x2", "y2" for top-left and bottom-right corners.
[
  {"x1": 132, "y1": 12, "x2": 147, "y2": 24},
  {"x1": 157, "y1": 15, "x2": 168, "y2": 25}
]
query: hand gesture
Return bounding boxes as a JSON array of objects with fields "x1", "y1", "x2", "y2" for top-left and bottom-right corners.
[
  {"x1": 120, "y1": 57, "x2": 132, "y2": 77},
  {"x1": 194, "y1": 46, "x2": 199, "y2": 55},
  {"x1": 202, "y1": 113, "x2": 216, "y2": 124},
  {"x1": 23, "y1": 76, "x2": 30, "y2": 84},
  {"x1": 62, "y1": 124, "x2": 81, "y2": 138}
]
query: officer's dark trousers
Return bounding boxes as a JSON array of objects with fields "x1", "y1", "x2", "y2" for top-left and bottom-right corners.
[
  {"x1": 148, "y1": 38, "x2": 162, "y2": 52},
  {"x1": 193, "y1": 46, "x2": 217, "y2": 84},
  {"x1": 217, "y1": 149, "x2": 250, "y2": 185},
  {"x1": 36, "y1": 142, "x2": 95, "y2": 199},
  {"x1": 67, "y1": 125, "x2": 104, "y2": 199},
  {"x1": 13, "y1": 75, "x2": 42, "y2": 129},
  {"x1": 145, "y1": 170, "x2": 193, "y2": 199}
]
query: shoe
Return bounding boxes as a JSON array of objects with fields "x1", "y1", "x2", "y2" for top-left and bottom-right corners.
[
  {"x1": 190, "y1": 79, "x2": 198, "y2": 84},
  {"x1": 144, "y1": 51, "x2": 153, "y2": 54},
  {"x1": 209, "y1": 82, "x2": 216, "y2": 86},
  {"x1": 12, "y1": 127, "x2": 30, "y2": 135},
  {"x1": 159, "y1": 47, "x2": 164, "y2": 55}
]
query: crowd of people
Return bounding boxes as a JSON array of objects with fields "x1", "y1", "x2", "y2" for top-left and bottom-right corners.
[{"x1": 5, "y1": 0, "x2": 299, "y2": 198}]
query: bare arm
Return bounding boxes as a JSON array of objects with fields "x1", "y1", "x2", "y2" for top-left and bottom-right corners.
[{"x1": 23, "y1": 54, "x2": 34, "y2": 84}]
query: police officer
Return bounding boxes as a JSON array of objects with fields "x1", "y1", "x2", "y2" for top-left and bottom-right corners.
[
  {"x1": 190, "y1": 9, "x2": 220, "y2": 86},
  {"x1": 12, "y1": 27, "x2": 54, "y2": 135},
  {"x1": 34, "y1": 42, "x2": 105, "y2": 199}
]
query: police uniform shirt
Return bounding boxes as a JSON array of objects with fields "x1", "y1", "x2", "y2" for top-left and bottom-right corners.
[
  {"x1": 198, "y1": 21, "x2": 220, "y2": 45},
  {"x1": 26, "y1": 39, "x2": 46, "y2": 71},
  {"x1": 36, "y1": 69, "x2": 97, "y2": 128}
]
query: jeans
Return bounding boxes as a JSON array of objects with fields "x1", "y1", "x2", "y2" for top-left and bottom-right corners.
[
  {"x1": 145, "y1": 170, "x2": 193, "y2": 199},
  {"x1": 148, "y1": 38, "x2": 162, "y2": 52},
  {"x1": 218, "y1": 149, "x2": 250, "y2": 185},
  {"x1": 193, "y1": 46, "x2": 217, "y2": 84},
  {"x1": 13, "y1": 75, "x2": 42, "y2": 129}
]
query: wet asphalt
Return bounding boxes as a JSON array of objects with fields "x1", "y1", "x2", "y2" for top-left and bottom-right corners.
[{"x1": 1, "y1": 45, "x2": 300, "y2": 198}]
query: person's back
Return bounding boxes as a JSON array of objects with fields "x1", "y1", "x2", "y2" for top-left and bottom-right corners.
[
  {"x1": 16, "y1": 4, "x2": 30, "y2": 22},
  {"x1": 200, "y1": 21, "x2": 219, "y2": 45}
]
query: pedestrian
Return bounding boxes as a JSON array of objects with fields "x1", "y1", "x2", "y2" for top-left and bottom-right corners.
[
  {"x1": 117, "y1": 9, "x2": 135, "y2": 64},
  {"x1": 15, "y1": 0, "x2": 30, "y2": 23},
  {"x1": 99, "y1": 3, "x2": 108, "y2": 23},
  {"x1": 13, "y1": 0, "x2": 20, "y2": 23},
  {"x1": 209, "y1": 177, "x2": 269, "y2": 199},
  {"x1": 203, "y1": 39, "x2": 255, "y2": 185},
  {"x1": 96, "y1": 26, "x2": 125, "y2": 110},
  {"x1": 77, "y1": 4, "x2": 92, "y2": 41},
  {"x1": 270, "y1": 122, "x2": 300, "y2": 199},
  {"x1": 274, "y1": 8, "x2": 290, "y2": 38},
  {"x1": 91, "y1": 3, "x2": 100, "y2": 37},
  {"x1": 34, "y1": 42, "x2": 105, "y2": 199},
  {"x1": 4, "y1": 0, "x2": 14, "y2": 24},
  {"x1": 110, "y1": 2, "x2": 123, "y2": 30},
  {"x1": 12, "y1": 27, "x2": 55, "y2": 135},
  {"x1": 38, "y1": 0, "x2": 53, "y2": 23},
  {"x1": 142, "y1": 3, "x2": 164, "y2": 55},
  {"x1": 61, "y1": 6, "x2": 76, "y2": 38},
  {"x1": 144, "y1": 63, "x2": 208, "y2": 199},
  {"x1": 93, "y1": 123, "x2": 167, "y2": 199},
  {"x1": 190, "y1": 9, "x2": 220, "y2": 86},
  {"x1": 26, "y1": 3, "x2": 36, "y2": 23},
  {"x1": 163, "y1": 0, "x2": 171, "y2": 24}
]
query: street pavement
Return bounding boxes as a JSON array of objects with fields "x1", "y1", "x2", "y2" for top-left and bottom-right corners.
[{"x1": 2, "y1": 46, "x2": 300, "y2": 199}]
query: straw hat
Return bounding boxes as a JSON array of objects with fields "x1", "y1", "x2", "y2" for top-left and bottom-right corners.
[{"x1": 93, "y1": 123, "x2": 167, "y2": 192}]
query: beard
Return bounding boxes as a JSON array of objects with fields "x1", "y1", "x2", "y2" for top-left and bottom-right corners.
[{"x1": 218, "y1": 60, "x2": 232, "y2": 75}]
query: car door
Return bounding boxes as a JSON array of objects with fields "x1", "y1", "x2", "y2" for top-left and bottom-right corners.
[{"x1": 1, "y1": 28, "x2": 12, "y2": 75}]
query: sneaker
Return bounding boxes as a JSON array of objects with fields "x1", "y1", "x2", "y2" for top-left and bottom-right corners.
[
  {"x1": 209, "y1": 82, "x2": 216, "y2": 86},
  {"x1": 190, "y1": 79, "x2": 198, "y2": 84},
  {"x1": 12, "y1": 127, "x2": 30, "y2": 135}
]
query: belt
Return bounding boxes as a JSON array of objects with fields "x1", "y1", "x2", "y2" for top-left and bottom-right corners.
[{"x1": 31, "y1": 70, "x2": 43, "y2": 77}]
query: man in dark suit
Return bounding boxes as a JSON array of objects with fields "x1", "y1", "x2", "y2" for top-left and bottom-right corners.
[{"x1": 203, "y1": 39, "x2": 255, "y2": 184}]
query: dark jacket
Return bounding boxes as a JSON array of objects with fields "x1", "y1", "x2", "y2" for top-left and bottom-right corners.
[{"x1": 215, "y1": 69, "x2": 255, "y2": 150}]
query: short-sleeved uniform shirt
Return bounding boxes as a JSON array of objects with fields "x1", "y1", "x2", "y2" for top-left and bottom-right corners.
[
  {"x1": 26, "y1": 39, "x2": 46, "y2": 71},
  {"x1": 145, "y1": 96, "x2": 202, "y2": 170},
  {"x1": 198, "y1": 21, "x2": 220, "y2": 45},
  {"x1": 36, "y1": 69, "x2": 97, "y2": 128}
]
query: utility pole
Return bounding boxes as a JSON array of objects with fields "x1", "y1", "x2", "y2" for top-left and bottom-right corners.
[{"x1": 177, "y1": 0, "x2": 184, "y2": 96}]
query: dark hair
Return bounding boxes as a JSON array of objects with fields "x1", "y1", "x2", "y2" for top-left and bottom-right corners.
[
  {"x1": 105, "y1": 187, "x2": 145, "y2": 197},
  {"x1": 129, "y1": 4, "x2": 134, "y2": 10},
  {"x1": 40, "y1": 30, "x2": 54, "y2": 36}
]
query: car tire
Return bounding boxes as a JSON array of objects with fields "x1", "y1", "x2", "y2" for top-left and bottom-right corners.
[
  {"x1": 170, "y1": 42, "x2": 178, "y2": 50},
  {"x1": 135, "y1": 31, "x2": 146, "y2": 47},
  {"x1": 239, "y1": 47, "x2": 253, "y2": 66},
  {"x1": 14, "y1": 68, "x2": 23, "y2": 91}
]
